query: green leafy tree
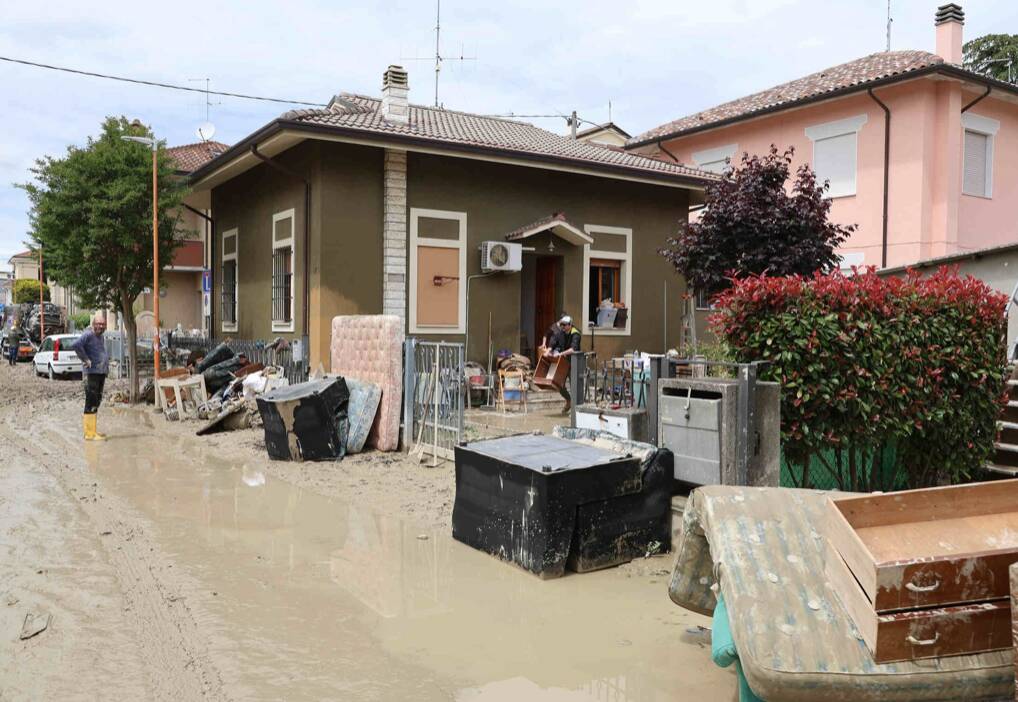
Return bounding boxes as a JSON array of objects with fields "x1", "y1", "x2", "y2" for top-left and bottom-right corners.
[
  {"x1": 19, "y1": 117, "x2": 190, "y2": 400},
  {"x1": 964, "y1": 34, "x2": 1018, "y2": 83},
  {"x1": 13, "y1": 278, "x2": 50, "y2": 304}
]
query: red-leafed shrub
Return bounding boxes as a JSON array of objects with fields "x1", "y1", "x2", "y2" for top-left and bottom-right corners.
[{"x1": 711, "y1": 267, "x2": 1008, "y2": 489}]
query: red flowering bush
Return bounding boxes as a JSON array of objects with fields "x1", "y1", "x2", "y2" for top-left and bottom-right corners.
[{"x1": 711, "y1": 267, "x2": 1008, "y2": 489}]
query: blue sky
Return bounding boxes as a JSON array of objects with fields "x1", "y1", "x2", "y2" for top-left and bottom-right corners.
[{"x1": 1, "y1": 0, "x2": 1015, "y2": 267}]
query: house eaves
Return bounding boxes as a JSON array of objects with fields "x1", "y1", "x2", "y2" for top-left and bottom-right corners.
[
  {"x1": 626, "y1": 64, "x2": 1018, "y2": 149},
  {"x1": 190, "y1": 120, "x2": 715, "y2": 193}
]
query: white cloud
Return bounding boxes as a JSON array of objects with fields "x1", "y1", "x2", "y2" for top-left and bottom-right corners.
[{"x1": 1, "y1": 0, "x2": 1017, "y2": 260}]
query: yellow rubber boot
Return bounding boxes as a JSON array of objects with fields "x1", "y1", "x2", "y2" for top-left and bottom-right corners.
[
  {"x1": 83, "y1": 414, "x2": 106, "y2": 441},
  {"x1": 93, "y1": 416, "x2": 107, "y2": 440}
]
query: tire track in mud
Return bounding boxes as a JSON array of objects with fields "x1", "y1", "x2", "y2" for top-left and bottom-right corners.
[{"x1": 0, "y1": 370, "x2": 227, "y2": 701}]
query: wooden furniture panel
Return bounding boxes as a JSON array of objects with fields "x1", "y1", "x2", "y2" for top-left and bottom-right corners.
[
  {"x1": 827, "y1": 480, "x2": 1018, "y2": 611},
  {"x1": 825, "y1": 539, "x2": 1013, "y2": 664},
  {"x1": 532, "y1": 353, "x2": 569, "y2": 391}
]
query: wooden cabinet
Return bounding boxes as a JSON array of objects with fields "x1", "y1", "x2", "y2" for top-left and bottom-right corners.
[
  {"x1": 533, "y1": 353, "x2": 569, "y2": 391},
  {"x1": 825, "y1": 480, "x2": 1018, "y2": 663}
]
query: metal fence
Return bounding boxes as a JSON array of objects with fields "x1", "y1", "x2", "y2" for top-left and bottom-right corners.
[
  {"x1": 105, "y1": 331, "x2": 310, "y2": 385},
  {"x1": 403, "y1": 339, "x2": 464, "y2": 463}
]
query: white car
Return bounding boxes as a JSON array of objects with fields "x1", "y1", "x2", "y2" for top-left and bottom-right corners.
[{"x1": 34, "y1": 333, "x2": 83, "y2": 379}]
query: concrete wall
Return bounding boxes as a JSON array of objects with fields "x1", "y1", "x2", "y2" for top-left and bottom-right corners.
[
  {"x1": 406, "y1": 153, "x2": 691, "y2": 362},
  {"x1": 140, "y1": 270, "x2": 202, "y2": 330},
  {"x1": 884, "y1": 248, "x2": 1018, "y2": 355}
]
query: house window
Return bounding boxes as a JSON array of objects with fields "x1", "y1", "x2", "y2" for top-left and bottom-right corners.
[
  {"x1": 962, "y1": 113, "x2": 999, "y2": 198},
  {"x1": 271, "y1": 209, "x2": 295, "y2": 332},
  {"x1": 691, "y1": 144, "x2": 737, "y2": 174},
  {"x1": 582, "y1": 225, "x2": 632, "y2": 335},
  {"x1": 805, "y1": 114, "x2": 868, "y2": 198},
  {"x1": 221, "y1": 228, "x2": 238, "y2": 332},
  {"x1": 409, "y1": 208, "x2": 467, "y2": 335},
  {"x1": 695, "y1": 288, "x2": 715, "y2": 310},
  {"x1": 589, "y1": 259, "x2": 621, "y2": 321}
]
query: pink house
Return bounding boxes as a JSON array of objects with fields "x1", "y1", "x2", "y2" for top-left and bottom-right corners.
[{"x1": 627, "y1": 4, "x2": 1018, "y2": 269}]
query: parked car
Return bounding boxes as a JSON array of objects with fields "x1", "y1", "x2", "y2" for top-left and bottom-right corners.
[
  {"x1": 33, "y1": 334, "x2": 82, "y2": 379},
  {"x1": 1, "y1": 336, "x2": 37, "y2": 362}
]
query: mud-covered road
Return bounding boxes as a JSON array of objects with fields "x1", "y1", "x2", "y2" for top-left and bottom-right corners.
[{"x1": 0, "y1": 362, "x2": 735, "y2": 701}]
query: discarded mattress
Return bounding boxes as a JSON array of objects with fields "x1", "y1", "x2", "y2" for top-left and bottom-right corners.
[
  {"x1": 344, "y1": 378, "x2": 382, "y2": 454},
  {"x1": 452, "y1": 431, "x2": 672, "y2": 578},
  {"x1": 256, "y1": 377, "x2": 350, "y2": 461},
  {"x1": 668, "y1": 485, "x2": 1014, "y2": 701},
  {"x1": 330, "y1": 315, "x2": 403, "y2": 451}
]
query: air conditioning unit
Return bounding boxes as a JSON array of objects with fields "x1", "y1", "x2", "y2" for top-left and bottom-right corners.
[{"x1": 480, "y1": 241, "x2": 523, "y2": 272}]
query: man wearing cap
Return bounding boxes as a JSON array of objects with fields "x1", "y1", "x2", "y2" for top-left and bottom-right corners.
[{"x1": 546, "y1": 315, "x2": 582, "y2": 414}]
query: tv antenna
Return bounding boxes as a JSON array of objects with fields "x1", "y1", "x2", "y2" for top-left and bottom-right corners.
[
  {"x1": 188, "y1": 77, "x2": 220, "y2": 141},
  {"x1": 886, "y1": 0, "x2": 893, "y2": 51},
  {"x1": 402, "y1": 0, "x2": 476, "y2": 106}
]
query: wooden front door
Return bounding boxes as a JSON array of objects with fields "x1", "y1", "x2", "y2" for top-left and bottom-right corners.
[{"x1": 534, "y1": 256, "x2": 558, "y2": 354}]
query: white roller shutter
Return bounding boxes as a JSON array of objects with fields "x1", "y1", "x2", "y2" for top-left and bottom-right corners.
[
  {"x1": 963, "y1": 130, "x2": 989, "y2": 197},
  {"x1": 813, "y1": 133, "x2": 857, "y2": 198}
]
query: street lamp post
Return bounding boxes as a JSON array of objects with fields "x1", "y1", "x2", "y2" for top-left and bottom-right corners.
[
  {"x1": 38, "y1": 247, "x2": 44, "y2": 341},
  {"x1": 121, "y1": 132, "x2": 160, "y2": 380}
]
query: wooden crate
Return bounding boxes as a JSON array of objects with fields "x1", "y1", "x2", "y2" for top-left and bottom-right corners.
[{"x1": 825, "y1": 479, "x2": 1018, "y2": 663}]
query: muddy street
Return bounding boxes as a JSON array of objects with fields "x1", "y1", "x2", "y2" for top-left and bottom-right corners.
[{"x1": 0, "y1": 363, "x2": 734, "y2": 701}]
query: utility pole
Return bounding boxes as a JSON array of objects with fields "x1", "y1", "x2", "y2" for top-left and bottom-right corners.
[{"x1": 38, "y1": 248, "x2": 44, "y2": 341}]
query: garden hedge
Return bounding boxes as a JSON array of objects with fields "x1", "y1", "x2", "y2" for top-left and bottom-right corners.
[{"x1": 711, "y1": 268, "x2": 1008, "y2": 490}]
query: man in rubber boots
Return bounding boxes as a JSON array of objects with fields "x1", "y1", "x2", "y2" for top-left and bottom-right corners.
[
  {"x1": 71, "y1": 313, "x2": 109, "y2": 440},
  {"x1": 545, "y1": 315, "x2": 582, "y2": 415}
]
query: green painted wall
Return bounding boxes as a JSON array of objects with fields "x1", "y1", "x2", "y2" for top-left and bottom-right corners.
[
  {"x1": 406, "y1": 153, "x2": 691, "y2": 363},
  {"x1": 211, "y1": 141, "x2": 384, "y2": 365}
]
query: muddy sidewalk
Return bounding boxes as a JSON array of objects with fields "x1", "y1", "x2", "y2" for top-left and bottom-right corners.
[{"x1": 0, "y1": 363, "x2": 735, "y2": 701}]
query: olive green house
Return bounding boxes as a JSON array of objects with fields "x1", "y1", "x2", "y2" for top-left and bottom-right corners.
[{"x1": 189, "y1": 66, "x2": 710, "y2": 368}]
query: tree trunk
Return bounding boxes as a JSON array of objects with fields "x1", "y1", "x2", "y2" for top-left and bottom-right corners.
[{"x1": 118, "y1": 289, "x2": 139, "y2": 403}]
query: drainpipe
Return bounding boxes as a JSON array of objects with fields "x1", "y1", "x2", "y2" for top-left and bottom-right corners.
[
  {"x1": 251, "y1": 145, "x2": 311, "y2": 342},
  {"x1": 183, "y1": 203, "x2": 214, "y2": 335},
  {"x1": 962, "y1": 85, "x2": 991, "y2": 113},
  {"x1": 656, "y1": 140, "x2": 682, "y2": 165},
  {"x1": 867, "y1": 88, "x2": 891, "y2": 268}
]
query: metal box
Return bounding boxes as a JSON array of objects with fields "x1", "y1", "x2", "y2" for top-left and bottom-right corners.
[
  {"x1": 573, "y1": 406, "x2": 649, "y2": 443},
  {"x1": 657, "y1": 377, "x2": 780, "y2": 487},
  {"x1": 659, "y1": 389, "x2": 722, "y2": 484}
]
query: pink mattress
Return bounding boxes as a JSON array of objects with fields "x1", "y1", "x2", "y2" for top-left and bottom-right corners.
[{"x1": 330, "y1": 315, "x2": 404, "y2": 451}]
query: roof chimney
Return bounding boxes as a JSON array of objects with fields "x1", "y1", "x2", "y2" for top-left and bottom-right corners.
[
  {"x1": 935, "y1": 4, "x2": 964, "y2": 65},
  {"x1": 381, "y1": 65, "x2": 409, "y2": 124}
]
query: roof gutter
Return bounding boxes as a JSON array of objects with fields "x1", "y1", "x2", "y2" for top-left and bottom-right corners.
[
  {"x1": 250, "y1": 145, "x2": 311, "y2": 341},
  {"x1": 866, "y1": 88, "x2": 891, "y2": 269},
  {"x1": 627, "y1": 64, "x2": 1017, "y2": 149}
]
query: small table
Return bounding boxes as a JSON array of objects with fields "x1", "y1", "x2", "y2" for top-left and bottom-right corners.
[{"x1": 156, "y1": 373, "x2": 208, "y2": 420}]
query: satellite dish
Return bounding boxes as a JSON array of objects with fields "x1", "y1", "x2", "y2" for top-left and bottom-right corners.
[{"x1": 196, "y1": 122, "x2": 216, "y2": 142}]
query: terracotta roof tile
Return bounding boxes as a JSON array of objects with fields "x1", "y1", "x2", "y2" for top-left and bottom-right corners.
[
  {"x1": 167, "y1": 141, "x2": 230, "y2": 173},
  {"x1": 629, "y1": 50, "x2": 944, "y2": 145},
  {"x1": 281, "y1": 94, "x2": 711, "y2": 182}
]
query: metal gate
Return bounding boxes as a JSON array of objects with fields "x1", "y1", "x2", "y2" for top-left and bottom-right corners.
[{"x1": 403, "y1": 339, "x2": 464, "y2": 463}]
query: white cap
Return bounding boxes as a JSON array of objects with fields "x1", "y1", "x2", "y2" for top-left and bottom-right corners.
[{"x1": 559, "y1": 315, "x2": 572, "y2": 325}]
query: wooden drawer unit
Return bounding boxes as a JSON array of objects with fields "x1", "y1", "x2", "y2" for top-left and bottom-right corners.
[{"x1": 825, "y1": 480, "x2": 1018, "y2": 663}]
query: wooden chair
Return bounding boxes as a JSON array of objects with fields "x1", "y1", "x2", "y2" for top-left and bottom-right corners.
[{"x1": 497, "y1": 369, "x2": 528, "y2": 414}]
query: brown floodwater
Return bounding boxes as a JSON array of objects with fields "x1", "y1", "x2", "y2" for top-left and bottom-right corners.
[{"x1": 70, "y1": 411, "x2": 733, "y2": 701}]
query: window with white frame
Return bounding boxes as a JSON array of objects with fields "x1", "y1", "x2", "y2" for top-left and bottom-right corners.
[
  {"x1": 805, "y1": 114, "x2": 867, "y2": 198},
  {"x1": 691, "y1": 144, "x2": 737, "y2": 174},
  {"x1": 271, "y1": 209, "x2": 295, "y2": 332},
  {"x1": 582, "y1": 225, "x2": 632, "y2": 335},
  {"x1": 962, "y1": 113, "x2": 999, "y2": 198},
  {"x1": 221, "y1": 228, "x2": 238, "y2": 332},
  {"x1": 409, "y1": 208, "x2": 467, "y2": 335}
]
